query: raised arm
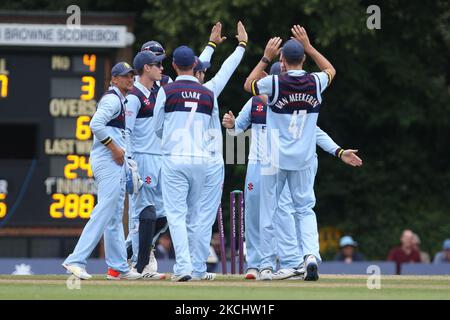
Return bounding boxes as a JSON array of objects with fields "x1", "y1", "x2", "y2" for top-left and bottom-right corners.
[
  {"x1": 291, "y1": 25, "x2": 336, "y2": 85},
  {"x1": 199, "y1": 21, "x2": 227, "y2": 63},
  {"x1": 206, "y1": 21, "x2": 248, "y2": 97},
  {"x1": 244, "y1": 37, "x2": 282, "y2": 94}
]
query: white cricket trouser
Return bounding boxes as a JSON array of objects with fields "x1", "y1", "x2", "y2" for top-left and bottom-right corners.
[
  {"x1": 192, "y1": 157, "x2": 224, "y2": 278},
  {"x1": 161, "y1": 156, "x2": 207, "y2": 275},
  {"x1": 259, "y1": 157, "x2": 321, "y2": 270},
  {"x1": 64, "y1": 155, "x2": 129, "y2": 273}
]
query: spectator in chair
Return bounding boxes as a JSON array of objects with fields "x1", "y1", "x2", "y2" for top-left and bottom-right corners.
[
  {"x1": 387, "y1": 229, "x2": 421, "y2": 274},
  {"x1": 433, "y1": 239, "x2": 450, "y2": 264},
  {"x1": 334, "y1": 236, "x2": 365, "y2": 263}
]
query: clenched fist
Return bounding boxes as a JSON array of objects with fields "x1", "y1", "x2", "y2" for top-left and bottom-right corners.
[{"x1": 222, "y1": 111, "x2": 235, "y2": 129}]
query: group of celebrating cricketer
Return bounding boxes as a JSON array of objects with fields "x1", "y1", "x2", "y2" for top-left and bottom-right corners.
[{"x1": 62, "y1": 22, "x2": 363, "y2": 282}]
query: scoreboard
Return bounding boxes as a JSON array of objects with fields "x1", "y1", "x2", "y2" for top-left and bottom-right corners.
[{"x1": 0, "y1": 50, "x2": 111, "y2": 226}]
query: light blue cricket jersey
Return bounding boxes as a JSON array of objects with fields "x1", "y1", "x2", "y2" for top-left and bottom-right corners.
[
  {"x1": 256, "y1": 69, "x2": 329, "y2": 170},
  {"x1": 153, "y1": 75, "x2": 218, "y2": 158},
  {"x1": 231, "y1": 96, "x2": 340, "y2": 164},
  {"x1": 203, "y1": 46, "x2": 246, "y2": 160},
  {"x1": 90, "y1": 85, "x2": 126, "y2": 159},
  {"x1": 125, "y1": 81, "x2": 160, "y2": 155}
]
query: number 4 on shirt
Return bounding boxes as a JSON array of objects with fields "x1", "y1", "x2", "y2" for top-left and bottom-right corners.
[{"x1": 288, "y1": 110, "x2": 307, "y2": 139}]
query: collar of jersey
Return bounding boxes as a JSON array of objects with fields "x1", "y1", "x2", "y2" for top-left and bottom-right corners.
[
  {"x1": 134, "y1": 81, "x2": 151, "y2": 97},
  {"x1": 175, "y1": 75, "x2": 200, "y2": 83},
  {"x1": 109, "y1": 85, "x2": 127, "y2": 103},
  {"x1": 286, "y1": 69, "x2": 307, "y2": 76}
]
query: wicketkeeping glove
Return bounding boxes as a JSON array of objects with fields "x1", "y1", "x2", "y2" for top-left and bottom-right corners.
[{"x1": 125, "y1": 158, "x2": 144, "y2": 195}]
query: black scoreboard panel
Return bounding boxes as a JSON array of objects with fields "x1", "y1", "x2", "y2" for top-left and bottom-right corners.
[{"x1": 0, "y1": 51, "x2": 109, "y2": 226}]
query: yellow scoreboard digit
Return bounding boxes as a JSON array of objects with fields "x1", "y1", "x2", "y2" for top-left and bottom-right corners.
[
  {"x1": 76, "y1": 116, "x2": 92, "y2": 140},
  {"x1": 0, "y1": 75, "x2": 8, "y2": 98},
  {"x1": 83, "y1": 54, "x2": 97, "y2": 72},
  {"x1": 0, "y1": 193, "x2": 7, "y2": 218},
  {"x1": 50, "y1": 193, "x2": 95, "y2": 219},
  {"x1": 64, "y1": 155, "x2": 93, "y2": 179}
]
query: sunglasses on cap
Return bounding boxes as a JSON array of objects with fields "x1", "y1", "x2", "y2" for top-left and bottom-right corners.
[{"x1": 143, "y1": 46, "x2": 165, "y2": 55}]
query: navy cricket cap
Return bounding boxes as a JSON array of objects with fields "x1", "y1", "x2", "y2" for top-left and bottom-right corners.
[
  {"x1": 173, "y1": 45, "x2": 196, "y2": 67},
  {"x1": 133, "y1": 51, "x2": 165, "y2": 70},
  {"x1": 111, "y1": 62, "x2": 136, "y2": 76},
  {"x1": 269, "y1": 62, "x2": 281, "y2": 75},
  {"x1": 193, "y1": 56, "x2": 211, "y2": 72},
  {"x1": 282, "y1": 39, "x2": 305, "y2": 60},
  {"x1": 141, "y1": 40, "x2": 165, "y2": 55}
]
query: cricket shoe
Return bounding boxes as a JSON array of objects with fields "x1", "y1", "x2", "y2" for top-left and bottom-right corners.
[
  {"x1": 244, "y1": 268, "x2": 258, "y2": 280},
  {"x1": 107, "y1": 268, "x2": 142, "y2": 280},
  {"x1": 171, "y1": 273, "x2": 192, "y2": 282},
  {"x1": 286, "y1": 264, "x2": 305, "y2": 280},
  {"x1": 287, "y1": 274, "x2": 305, "y2": 280},
  {"x1": 257, "y1": 268, "x2": 273, "y2": 281},
  {"x1": 272, "y1": 268, "x2": 297, "y2": 280},
  {"x1": 141, "y1": 271, "x2": 166, "y2": 280},
  {"x1": 62, "y1": 264, "x2": 92, "y2": 280},
  {"x1": 136, "y1": 265, "x2": 166, "y2": 280},
  {"x1": 303, "y1": 255, "x2": 319, "y2": 281},
  {"x1": 191, "y1": 273, "x2": 216, "y2": 281}
]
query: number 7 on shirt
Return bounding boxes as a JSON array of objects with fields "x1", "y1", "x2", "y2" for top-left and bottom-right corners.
[{"x1": 184, "y1": 101, "x2": 198, "y2": 129}]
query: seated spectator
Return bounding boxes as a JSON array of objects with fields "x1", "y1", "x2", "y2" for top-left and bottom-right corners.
[
  {"x1": 387, "y1": 229, "x2": 421, "y2": 274},
  {"x1": 412, "y1": 233, "x2": 430, "y2": 263},
  {"x1": 433, "y1": 239, "x2": 450, "y2": 264},
  {"x1": 334, "y1": 236, "x2": 365, "y2": 263},
  {"x1": 155, "y1": 233, "x2": 176, "y2": 260}
]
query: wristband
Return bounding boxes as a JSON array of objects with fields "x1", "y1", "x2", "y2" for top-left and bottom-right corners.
[
  {"x1": 238, "y1": 41, "x2": 247, "y2": 48},
  {"x1": 250, "y1": 79, "x2": 259, "y2": 96},
  {"x1": 207, "y1": 41, "x2": 217, "y2": 49},
  {"x1": 101, "y1": 137, "x2": 112, "y2": 146},
  {"x1": 261, "y1": 56, "x2": 270, "y2": 64},
  {"x1": 337, "y1": 148, "x2": 345, "y2": 159}
]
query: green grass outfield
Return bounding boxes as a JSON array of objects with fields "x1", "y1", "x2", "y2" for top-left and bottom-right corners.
[{"x1": 0, "y1": 274, "x2": 449, "y2": 300}]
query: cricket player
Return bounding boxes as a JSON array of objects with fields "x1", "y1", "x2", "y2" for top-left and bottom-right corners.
[
  {"x1": 125, "y1": 27, "x2": 222, "y2": 274},
  {"x1": 224, "y1": 62, "x2": 361, "y2": 280},
  {"x1": 140, "y1": 40, "x2": 173, "y2": 90},
  {"x1": 124, "y1": 50, "x2": 167, "y2": 280},
  {"x1": 153, "y1": 45, "x2": 218, "y2": 281},
  {"x1": 243, "y1": 25, "x2": 336, "y2": 281},
  {"x1": 190, "y1": 21, "x2": 248, "y2": 281},
  {"x1": 63, "y1": 62, "x2": 142, "y2": 281}
]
